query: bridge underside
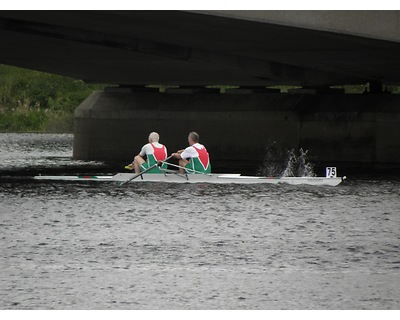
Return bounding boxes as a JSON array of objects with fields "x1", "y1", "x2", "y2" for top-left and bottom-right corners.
[
  {"x1": 1, "y1": 11, "x2": 400, "y2": 172},
  {"x1": 1, "y1": 11, "x2": 400, "y2": 86}
]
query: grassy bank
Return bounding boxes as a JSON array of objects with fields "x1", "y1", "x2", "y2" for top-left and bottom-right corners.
[{"x1": 0, "y1": 65, "x2": 106, "y2": 133}]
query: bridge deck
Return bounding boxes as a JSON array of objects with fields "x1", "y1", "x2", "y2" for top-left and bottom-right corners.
[{"x1": 0, "y1": 11, "x2": 400, "y2": 86}]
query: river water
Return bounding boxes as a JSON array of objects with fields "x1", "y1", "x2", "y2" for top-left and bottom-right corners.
[{"x1": 0, "y1": 133, "x2": 399, "y2": 310}]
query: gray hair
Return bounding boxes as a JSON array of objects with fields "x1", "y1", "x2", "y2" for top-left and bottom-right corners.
[
  {"x1": 189, "y1": 131, "x2": 199, "y2": 143},
  {"x1": 148, "y1": 132, "x2": 160, "y2": 142}
]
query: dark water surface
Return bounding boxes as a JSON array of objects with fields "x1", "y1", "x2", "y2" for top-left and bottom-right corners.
[{"x1": 1, "y1": 133, "x2": 399, "y2": 309}]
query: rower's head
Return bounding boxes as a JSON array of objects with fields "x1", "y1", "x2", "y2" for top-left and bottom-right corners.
[
  {"x1": 188, "y1": 131, "x2": 199, "y2": 145},
  {"x1": 148, "y1": 132, "x2": 160, "y2": 143}
]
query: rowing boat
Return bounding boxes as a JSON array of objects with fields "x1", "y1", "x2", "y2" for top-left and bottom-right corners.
[{"x1": 33, "y1": 170, "x2": 346, "y2": 186}]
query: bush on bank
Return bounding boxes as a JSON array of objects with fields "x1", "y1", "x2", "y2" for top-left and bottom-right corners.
[{"x1": 0, "y1": 65, "x2": 105, "y2": 133}]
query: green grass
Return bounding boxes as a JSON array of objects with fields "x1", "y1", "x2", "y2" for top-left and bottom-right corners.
[{"x1": 0, "y1": 64, "x2": 106, "y2": 133}]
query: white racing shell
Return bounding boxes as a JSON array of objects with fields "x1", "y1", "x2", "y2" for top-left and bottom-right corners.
[{"x1": 34, "y1": 172, "x2": 345, "y2": 186}]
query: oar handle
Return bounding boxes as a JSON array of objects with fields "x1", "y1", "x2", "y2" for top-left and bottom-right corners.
[{"x1": 157, "y1": 154, "x2": 174, "y2": 166}]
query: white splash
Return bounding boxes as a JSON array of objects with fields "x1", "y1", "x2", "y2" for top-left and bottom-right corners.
[{"x1": 258, "y1": 144, "x2": 316, "y2": 177}]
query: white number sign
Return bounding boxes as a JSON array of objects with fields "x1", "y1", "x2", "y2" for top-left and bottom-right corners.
[{"x1": 326, "y1": 167, "x2": 337, "y2": 178}]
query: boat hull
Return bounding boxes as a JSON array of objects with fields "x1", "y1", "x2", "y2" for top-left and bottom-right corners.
[{"x1": 34, "y1": 173, "x2": 344, "y2": 186}]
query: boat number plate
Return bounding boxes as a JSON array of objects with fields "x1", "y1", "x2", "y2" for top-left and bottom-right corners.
[{"x1": 326, "y1": 167, "x2": 337, "y2": 178}]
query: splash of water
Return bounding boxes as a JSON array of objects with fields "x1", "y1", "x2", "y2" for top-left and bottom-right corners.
[{"x1": 258, "y1": 144, "x2": 316, "y2": 177}]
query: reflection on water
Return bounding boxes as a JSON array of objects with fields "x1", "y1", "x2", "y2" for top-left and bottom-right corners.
[
  {"x1": 1, "y1": 133, "x2": 400, "y2": 309},
  {"x1": 0, "y1": 133, "x2": 109, "y2": 176}
]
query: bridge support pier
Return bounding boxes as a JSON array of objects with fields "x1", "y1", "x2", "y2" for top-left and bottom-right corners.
[{"x1": 74, "y1": 88, "x2": 400, "y2": 174}]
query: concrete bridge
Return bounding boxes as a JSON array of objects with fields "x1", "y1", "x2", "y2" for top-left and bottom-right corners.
[{"x1": 1, "y1": 11, "x2": 400, "y2": 173}]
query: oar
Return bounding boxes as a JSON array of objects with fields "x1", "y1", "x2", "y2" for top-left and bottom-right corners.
[
  {"x1": 119, "y1": 155, "x2": 173, "y2": 186},
  {"x1": 164, "y1": 161, "x2": 212, "y2": 175}
]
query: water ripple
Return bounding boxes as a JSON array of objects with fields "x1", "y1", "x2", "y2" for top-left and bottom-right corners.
[{"x1": 1, "y1": 134, "x2": 400, "y2": 309}]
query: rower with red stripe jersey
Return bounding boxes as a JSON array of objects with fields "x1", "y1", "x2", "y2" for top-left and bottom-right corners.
[
  {"x1": 125, "y1": 132, "x2": 168, "y2": 173},
  {"x1": 172, "y1": 131, "x2": 211, "y2": 174}
]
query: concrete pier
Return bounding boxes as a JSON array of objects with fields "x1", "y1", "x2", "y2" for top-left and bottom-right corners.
[{"x1": 74, "y1": 89, "x2": 400, "y2": 173}]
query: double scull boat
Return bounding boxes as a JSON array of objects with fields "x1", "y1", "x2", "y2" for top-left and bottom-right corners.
[{"x1": 34, "y1": 167, "x2": 346, "y2": 187}]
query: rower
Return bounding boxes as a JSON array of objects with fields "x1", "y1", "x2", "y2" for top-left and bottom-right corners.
[
  {"x1": 125, "y1": 132, "x2": 168, "y2": 174},
  {"x1": 172, "y1": 131, "x2": 211, "y2": 174}
]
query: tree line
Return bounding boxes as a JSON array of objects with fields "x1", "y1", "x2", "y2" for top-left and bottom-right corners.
[{"x1": 0, "y1": 64, "x2": 105, "y2": 132}]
